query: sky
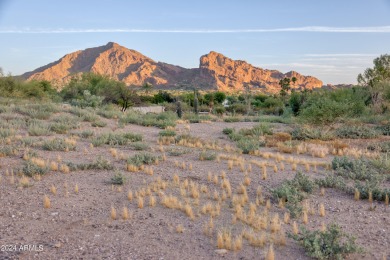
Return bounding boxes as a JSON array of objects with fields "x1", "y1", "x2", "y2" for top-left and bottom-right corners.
[{"x1": 1, "y1": 0, "x2": 390, "y2": 85}]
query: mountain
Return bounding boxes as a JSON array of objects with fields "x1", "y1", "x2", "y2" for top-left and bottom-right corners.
[{"x1": 22, "y1": 42, "x2": 323, "y2": 93}]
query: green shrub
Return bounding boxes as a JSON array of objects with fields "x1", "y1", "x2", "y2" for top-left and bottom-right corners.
[
  {"x1": 0, "y1": 128, "x2": 14, "y2": 138},
  {"x1": 42, "y1": 138, "x2": 76, "y2": 151},
  {"x1": 222, "y1": 128, "x2": 235, "y2": 135},
  {"x1": 335, "y1": 125, "x2": 379, "y2": 139},
  {"x1": 110, "y1": 171, "x2": 125, "y2": 185},
  {"x1": 91, "y1": 120, "x2": 107, "y2": 127},
  {"x1": 223, "y1": 117, "x2": 241, "y2": 122},
  {"x1": 272, "y1": 172, "x2": 316, "y2": 217},
  {"x1": 50, "y1": 114, "x2": 80, "y2": 134},
  {"x1": 291, "y1": 126, "x2": 334, "y2": 141},
  {"x1": 127, "y1": 152, "x2": 158, "y2": 166},
  {"x1": 159, "y1": 129, "x2": 176, "y2": 137},
  {"x1": 130, "y1": 142, "x2": 149, "y2": 151},
  {"x1": 23, "y1": 161, "x2": 49, "y2": 177},
  {"x1": 28, "y1": 122, "x2": 52, "y2": 136},
  {"x1": 73, "y1": 130, "x2": 94, "y2": 139},
  {"x1": 167, "y1": 147, "x2": 190, "y2": 156},
  {"x1": 199, "y1": 150, "x2": 217, "y2": 160},
  {"x1": 0, "y1": 145, "x2": 18, "y2": 157},
  {"x1": 292, "y1": 223, "x2": 361, "y2": 260},
  {"x1": 91, "y1": 132, "x2": 142, "y2": 147},
  {"x1": 367, "y1": 141, "x2": 390, "y2": 153},
  {"x1": 120, "y1": 111, "x2": 176, "y2": 128},
  {"x1": 72, "y1": 156, "x2": 113, "y2": 170},
  {"x1": 376, "y1": 123, "x2": 390, "y2": 136},
  {"x1": 236, "y1": 138, "x2": 263, "y2": 154}
]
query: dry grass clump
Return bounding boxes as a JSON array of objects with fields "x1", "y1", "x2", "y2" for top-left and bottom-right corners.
[
  {"x1": 138, "y1": 197, "x2": 144, "y2": 209},
  {"x1": 43, "y1": 195, "x2": 51, "y2": 208},
  {"x1": 111, "y1": 206, "x2": 117, "y2": 220},
  {"x1": 265, "y1": 244, "x2": 275, "y2": 260},
  {"x1": 149, "y1": 195, "x2": 156, "y2": 207},
  {"x1": 319, "y1": 203, "x2": 325, "y2": 217},
  {"x1": 122, "y1": 207, "x2": 129, "y2": 220},
  {"x1": 176, "y1": 224, "x2": 184, "y2": 233}
]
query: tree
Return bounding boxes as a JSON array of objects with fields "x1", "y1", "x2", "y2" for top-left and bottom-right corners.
[
  {"x1": 357, "y1": 54, "x2": 390, "y2": 112},
  {"x1": 142, "y1": 82, "x2": 153, "y2": 94},
  {"x1": 279, "y1": 78, "x2": 291, "y2": 100}
]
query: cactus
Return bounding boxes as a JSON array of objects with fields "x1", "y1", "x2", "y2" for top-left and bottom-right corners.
[
  {"x1": 193, "y1": 91, "x2": 199, "y2": 115},
  {"x1": 176, "y1": 101, "x2": 182, "y2": 118}
]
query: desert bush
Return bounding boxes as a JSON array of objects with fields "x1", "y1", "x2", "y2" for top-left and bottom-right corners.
[
  {"x1": 70, "y1": 90, "x2": 104, "y2": 108},
  {"x1": 367, "y1": 142, "x2": 390, "y2": 153},
  {"x1": 91, "y1": 120, "x2": 107, "y2": 127},
  {"x1": 130, "y1": 142, "x2": 149, "y2": 151},
  {"x1": 222, "y1": 128, "x2": 234, "y2": 135},
  {"x1": 199, "y1": 150, "x2": 217, "y2": 160},
  {"x1": 28, "y1": 121, "x2": 52, "y2": 136},
  {"x1": 0, "y1": 145, "x2": 18, "y2": 157},
  {"x1": 22, "y1": 161, "x2": 49, "y2": 177},
  {"x1": 335, "y1": 125, "x2": 379, "y2": 139},
  {"x1": 291, "y1": 126, "x2": 334, "y2": 141},
  {"x1": 0, "y1": 128, "x2": 14, "y2": 138},
  {"x1": 223, "y1": 117, "x2": 241, "y2": 122},
  {"x1": 110, "y1": 171, "x2": 125, "y2": 185},
  {"x1": 73, "y1": 130, "x2": 94, "y2": 139},
  {"x1": 70, "y1": 156, "x2": 113, "y2": 171},
  {"x1": 50, "y1": 114, "x2": 80, "y2": 134},
  {"x1": 330, "y1": 156, "x2": 390, "y2": 201},
  {"x1": 120, "y1": 111, "x2": 176, "y2": 128},
  {"x1": 159, "y1": 129, "x2": 176, "y2": 137},
  {"x1": 42, "y1": 138, "x2": 76, "y2": 151},
  {"x1": 272, "y1": 172, "x2": 316, "y2": 217},
  {"x1": 376, "y1": 123, "x2": 390, "y2": 136},
  {"x1": 15, "y1": 103, "x2": 59, "y2": 120},
  {"x1": 97, "y1": 107, "x2": 121, "y2": 119},
  {"x1": 237, "y1": 138, "x2": 263, "y2": 154},
  {"x1": 292, "y1": 223, "x2": 361, "y2": 260},
  {"x1": 167, "y1": 147, "x2": 190, "y2": 156},
  {"x1": 316, "y1": 174, "x2": 347, "y2": 190},
  {"x1": 127, "y1": 152, "x2": 158, "y2": 166},
  {"x1": 91, "y1": 132, "x2": 142, "y2": 147}
]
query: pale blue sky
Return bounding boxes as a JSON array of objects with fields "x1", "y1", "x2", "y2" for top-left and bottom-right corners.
[{"x1": 1, "y1": 0, "x2": 390, "y2": 84}]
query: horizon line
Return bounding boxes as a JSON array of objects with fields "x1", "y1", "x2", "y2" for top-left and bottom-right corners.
[{"x1": 1, "y1": 26, "x2": 390, "y2": 34}]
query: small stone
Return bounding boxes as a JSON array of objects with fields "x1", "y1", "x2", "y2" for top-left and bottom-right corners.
[{"x1": 215, "y1": 249, "x2": 228, "y2": 255}]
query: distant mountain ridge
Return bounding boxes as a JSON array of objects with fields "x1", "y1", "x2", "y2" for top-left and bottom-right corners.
[{"x1": 22, "y1": 42, "x2": 323, "y2": 93}]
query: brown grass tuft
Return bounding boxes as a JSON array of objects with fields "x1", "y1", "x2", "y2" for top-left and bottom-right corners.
[
  {"x1": 138, "y1": 196, "x2": 144, "y2": 209},
  {"x1": 265, "y1": 244, "x2": 275, "y2": 260},
  {"x1": 111, "y1": 206, "x2": 117, "y2": 220},
  {"x1": 43, "y1": 195, "x2": 51, "y2": 208}
]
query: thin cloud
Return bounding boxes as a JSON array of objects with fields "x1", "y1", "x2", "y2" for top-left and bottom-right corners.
[
  {"x1": 304, "y1": 53, "x2": 379, "y2": 57},
  {"x1": 1, "y1": 26, "x2": 390, "y2": 33}
]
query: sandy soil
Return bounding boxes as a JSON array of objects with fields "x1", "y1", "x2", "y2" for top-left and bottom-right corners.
[{"x1": 0, "y1": 117, "x2": 389, "y2": 260}]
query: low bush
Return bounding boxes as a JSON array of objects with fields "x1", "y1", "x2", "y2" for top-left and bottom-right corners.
[
  {"x1": 272, "y1": 172, "x2": 316, "y2": 217},
  {"x1": 28, "y1": 121, "x2": 52, "y2": 136},
  {"x1": 167, "y1": 147, "x2": 190, "y2": 156},
  {"x1": 110, "y1": 171, "x2": 125, "y2": 185},
  {"x1": 130, "y1": 142, "x2": 149, "y2": 151},
  {"x1": 199, "y1": 150, "x2": 217, "y2": 160},
  {"x1": 159, "y1": 129, "x2": 176, "y2": 137},
  {"x1": 291, "y1": 126, "x2": 335, "y2": 141},
  {"x1": 335, "y1": 125, "x2": 379, "y2": 139},
  {"x1": 91, "y1": 132, "x2": 142, "y2": 147},
  {"x1": 42, "y1": 138, "x2": 76, "y2": 151},
  {"x1": 127, "y1": 152, "x2": 158, "y2": 167},
  {"x1": 23, "y1": 161, "x2": 49, "y2": 176},
  {"x1": 292, "y1": 223, "x2": 361, "y2": 260},
  {"x1": 0, "y1": 145, "x2": 18, "y2": 157}
]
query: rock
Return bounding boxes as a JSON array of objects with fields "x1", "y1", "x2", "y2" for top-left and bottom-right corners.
[
  {"x1": 215, "y1": 249, "x2": 228, "y2": 255},
  {"x1": 21, "y1": 42, "x2": 323, "y2": 93}
]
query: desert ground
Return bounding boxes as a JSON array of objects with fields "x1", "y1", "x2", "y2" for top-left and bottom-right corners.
[{"x1": 0, "y1": 105, "x2": 389, "y2": 260}]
